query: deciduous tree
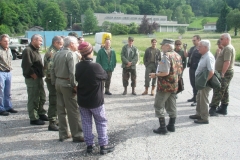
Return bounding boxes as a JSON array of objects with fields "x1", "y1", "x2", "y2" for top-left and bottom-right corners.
[
  {"x1": 227, "y1": 9, "x2": 240, "y2": 36},
  {"x1": 83, "y1": 9, "x2": 98, "y2": 33}
]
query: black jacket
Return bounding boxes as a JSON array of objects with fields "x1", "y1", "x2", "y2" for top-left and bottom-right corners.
[
  {"x1": 75, "y1": 58, "x2": 108, "y2": 109},
  {"x1": 187, "y1": 46, "x2": 201, "y2": 70},
  {"x1": 21, "y1": 43, "x2": 44, "y2": 78},
  {"x1": 143, "y1": 47, "x2": 161, "y2": 67}
]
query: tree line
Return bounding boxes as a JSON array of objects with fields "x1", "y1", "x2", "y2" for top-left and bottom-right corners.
[{"x1": 0, "y1": 0, "x2": 240, "y2": 35}]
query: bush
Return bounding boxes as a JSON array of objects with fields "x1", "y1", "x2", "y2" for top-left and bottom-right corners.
[{"x1": 0, "y1": 25, "x2": 11, "y2": 35}]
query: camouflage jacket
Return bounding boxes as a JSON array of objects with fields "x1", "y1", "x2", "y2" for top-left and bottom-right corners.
[
  {"x1": 44, "y1": 45, "x2": 59, "y2": 79},
  {"x1": 157, "y1": 51, "x2": 183, "y2": 93}
]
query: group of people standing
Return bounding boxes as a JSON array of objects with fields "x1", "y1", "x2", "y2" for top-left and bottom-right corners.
[{"x1": 0, "y1": 31, "x2": 235, "y2": 154}]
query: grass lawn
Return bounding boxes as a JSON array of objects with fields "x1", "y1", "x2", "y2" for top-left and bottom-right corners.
[
  {"x1": 84, "y1": 30, "x2": 240, "y2": 63},
  {"x1": 188, "y1": 17, "x2": 218, "y2": 29}
]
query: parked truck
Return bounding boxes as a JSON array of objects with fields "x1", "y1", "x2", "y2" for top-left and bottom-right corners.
[{"x1": 9, "y1": 38, "x2": 29, "y2": 60}]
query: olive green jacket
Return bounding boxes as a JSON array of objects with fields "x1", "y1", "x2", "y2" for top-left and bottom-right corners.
[
  {"x1": 121, "y1": 44, "x2": 139, "y2": 69},
  {"x1": 43, "y1": 45, "x2": 59, "y2": 79}
]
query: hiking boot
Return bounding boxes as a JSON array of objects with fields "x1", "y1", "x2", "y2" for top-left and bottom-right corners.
[
  {"x1": 166, "y1": 117, "x2": 176, "y2": 132},
  {"x1": 6, "y1": 108, "x2": 18, "y2": 113},
  {"x1": 150, "y1": 86, "x2": 155, "y2": 96},
  {"x1": 187, "y1": 97, "x2": 195, "y2": 102},
  {"x1": 153, "y1": 117, "x2": 168, "y2": 135},
  {"x1": 191, "y1": 102, "x2": 197, "y2": 106},
  {"x1": 105, "y1": 88, "x2": 112, "y2": 95},
  {"x1": 0, "y1": 111, "x2": 9, "y2": 116},
  {"x1": 100, "y1": 144, "x2": 115, "y2": 155},
  {"x1": 48, "y1": 121, "x2": 59, "y2": 131},
  {"x1": 194, "y1": 119, "x2": 209, "y2": 124},
  {"x1": 39, "y1": 114, "x2": 49, "y2": 121},
  {"x1": 59, "y1": 135, "x2": 72, "y2": 142},
  {"x1": 72, "y1": 137, "x2": 84, "y2": 143},
  {"x1": 216, "y1": 104, "x2": 228, "y2": 115},
  {"x1": 105, "y1": 91, "x2": 112, "y2": 95},
  {"x1": 209, "y1": 107, "x2": 218, "y2": 116},
  {"x1": 30, "y1": 119, "x2": 45, "y2": 125},
  {"x1": 189, "y1": 114, "x2": 201, "y2": 119},
  {"x1": 132, "y1": 87, "x2": 137, "y2": 95},
  {"x1": 122, "y1": 87, "x2": 127, "y2": 95},
  {"x1": 142, "y1": 87, "x2": 148, "y2": 95},
  {"x1": 87, "y1": 145, "x2": 94, "y2": 153}
]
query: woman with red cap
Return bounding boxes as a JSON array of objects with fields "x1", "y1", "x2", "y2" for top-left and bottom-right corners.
[{"x1": 75, "y1": 41, "x2": 115, "y2": 154}]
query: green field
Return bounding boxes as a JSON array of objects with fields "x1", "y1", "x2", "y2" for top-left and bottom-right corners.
[
  {"x1": 84, "y1": 30, "x2": 240, "y2": 63},
  {"x1": 188, "y1": 17, "x2": 218, "y2": 29}
]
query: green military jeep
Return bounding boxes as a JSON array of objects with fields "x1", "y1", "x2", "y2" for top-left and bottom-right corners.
[{"x1": 9, "y1": 38, "x2": 29, "y2": 60}]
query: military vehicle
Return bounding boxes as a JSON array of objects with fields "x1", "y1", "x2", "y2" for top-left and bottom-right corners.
[{"x1": 9, "y1": 38, "x2": 29, "y2": 60}]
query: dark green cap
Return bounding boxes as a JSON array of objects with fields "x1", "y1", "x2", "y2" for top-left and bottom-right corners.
[
  {"x1": 128, "y1": 37, "x2": 134, "y2": 41},
  {"x1": 68, "y1": 32, "x2": 78, "y2": 38},
  {"x1": 160, "y1": 39, "x2": 175, "y2": 45}
]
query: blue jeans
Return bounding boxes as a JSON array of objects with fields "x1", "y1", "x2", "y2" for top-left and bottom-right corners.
[{"x1": 0, "y1": 71, "x2": 12, "y2": 112}]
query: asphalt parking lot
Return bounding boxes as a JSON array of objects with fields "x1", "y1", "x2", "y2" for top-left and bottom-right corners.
[{"x1": 0, "y1": 58, "x2": 240, "y2": 160}]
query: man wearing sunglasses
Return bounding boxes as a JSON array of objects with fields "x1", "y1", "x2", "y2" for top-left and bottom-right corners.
[
  {"x1": 174, "y1": 40, "x2": 187, "y2": 71},
  {"x1": 184, "y1": 35, "x2": 202, "y2": 106},
  {"x1": 209, "y1": 33, "x2": 235, "y2": 116}
]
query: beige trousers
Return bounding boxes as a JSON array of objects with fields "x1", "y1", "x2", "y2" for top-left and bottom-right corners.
[
  {"x1": 196, "y1": 87, "x2": 212, "y2": 120},
  {"x1": 55, "y1": 83, "x2": 83, "y2": 139}
]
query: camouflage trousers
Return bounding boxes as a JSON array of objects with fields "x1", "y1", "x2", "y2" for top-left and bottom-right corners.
[
  {"x1": 144, "y1": 63, "x2": 157, "y2": 87},
  {"x1": 103, "y1": 71, "x2": 112, "y2": 90},
  {"x1": 210, "y1": 69, "x2": 234, "y2": 107},
  {"x1": 122, "y1": 68, "x2": 137, "y2": 87}
]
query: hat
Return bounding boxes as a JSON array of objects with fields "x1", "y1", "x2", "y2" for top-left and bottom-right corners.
[
  {"x1": 68, "y1": 32, "x2": 78, "y2": 38},
  {"x1": 128, "y1": 37, "x2": 134, "y2": 41},
  {"x1": 217, "y1": 39, "x2": 221, "y2": 45},
  {"x1": 78, "y1": 42, "x2": 93, "y2": 56},
  {"x1": 160, "y1": 39, "x2": 175, "y2": 45}
]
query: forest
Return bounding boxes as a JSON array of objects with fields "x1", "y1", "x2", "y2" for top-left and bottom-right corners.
[{"x1": 0, "y1": 0, "x2": 240, "y2": 34}]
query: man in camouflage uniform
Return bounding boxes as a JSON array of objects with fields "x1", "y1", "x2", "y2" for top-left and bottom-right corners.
[
  {"x1": 209, "y1": 33, "x2": 235, "y2": 116},
  {"x1": 43, "y1": 36, "x2": 63, "y2": 131},
  {"x1": 149, "y1": 39, "x2": 182, "y2": 134},
  {"x1": 142, "y1": 39, "x2": 161, "y2": 96},
  {"x1": 121, "y1": 37, "x2": 139, "y2": 95}
]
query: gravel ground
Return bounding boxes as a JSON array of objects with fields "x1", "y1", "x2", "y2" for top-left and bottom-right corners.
[{"x1": 0, "y1": 57, "x2": 240, "y2": 160}]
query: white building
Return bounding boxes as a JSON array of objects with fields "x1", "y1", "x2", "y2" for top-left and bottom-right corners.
[
  {"x1": 81, "y1": 13, "x2": 189, "y2": 32},
  {"x1": 203, "y1": 23, "x2": 216, "y2": 32}
]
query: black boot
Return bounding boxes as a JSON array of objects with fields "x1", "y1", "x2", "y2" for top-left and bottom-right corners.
[
  {"x1": 100, "y1": 144, "x2": 115, "y2": 155},
  {"x1": 216, "y1": 104, "x2": 228, "y2": 115},
  {"x1": 153, "y1": 117, "x2": 167, "y2": 134},
  {"x1": 166, "y1": 117, "x2": 176, "y2": 132},
  {"x1": 132, "y1": 87, "x2": 137, "y2": 95},
  {"x1": 187, "y1": 95, "x2": 196, "y2": 102},
  {"x1": 209, "y1": 106, "x2": 218, "y2": 116},
  {"x1": 48, "y1": 121, "x2": 59, "y2": 131},
  {"x1": 122, "y1": 87, "x2": 127, "y2": 95}
]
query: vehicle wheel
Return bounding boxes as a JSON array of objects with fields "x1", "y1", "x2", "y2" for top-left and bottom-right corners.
[
  {"x1": 12, "y1": 51, "x2": 17, "y2": 60},
  {"x1": 17, "y1": 55, "x2": 22, "y2": 59}
]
